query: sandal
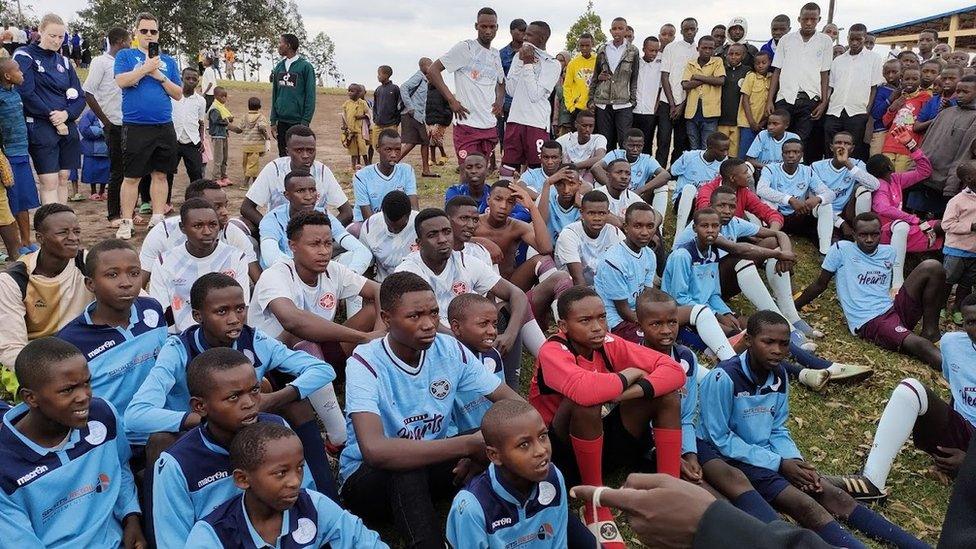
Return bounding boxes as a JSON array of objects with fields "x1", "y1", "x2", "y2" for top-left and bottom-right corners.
[
  {"x1": 132, "y1": 214, "x2": 148, "y2": 226},
  {"x1": 68, "y1": 193, "x2": 85, "y2": 202}
]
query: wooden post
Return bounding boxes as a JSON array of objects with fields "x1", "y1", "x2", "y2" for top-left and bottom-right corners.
[
  {"x1": 949, "y1": 13, "x2": 960, "y2": 49},
  {"x1": 828, "y1": 0, "x2": 836, "y2": 23}
]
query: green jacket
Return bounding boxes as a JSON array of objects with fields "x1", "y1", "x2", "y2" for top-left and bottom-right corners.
[
  {"x1": 588, "y1": 42, "x2": 640, "y2": 106},
  {"x1": 270, "y1": 56, "x2": 316, "y2": 125}
]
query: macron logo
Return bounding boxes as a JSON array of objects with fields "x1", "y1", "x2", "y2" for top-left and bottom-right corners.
[
  {"x1": 87, "y1": 339, "x2": 117, "y2": 359},
  {"x1": 491, "y1": 517, "x2": 512, "y2": 529},
  {"x1": 197, "y1": 470, "x2": 228, "y2": 488},
  {"x1": 16, "y1": 465, "x2": 48, "y2": 486}
]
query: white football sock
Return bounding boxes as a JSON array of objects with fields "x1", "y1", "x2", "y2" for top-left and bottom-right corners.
[
  {"x1": 890, "y1": 221, "x2": 909, "y2": 290},
  {"x1": 735, "y1": 259, "x2": 780, "y2": 313},
  {"x1": 308, "y1": 383, "x2": 347, "y2": 445},
  {"x1": 765, "y1": 258, "x2": 802, "y2": 325},
  {"x1": 854, "y1": 185, "x2": 873, "y2": 216},
  {"x1": 520, "y1": 319, "x2": 547, "y2": 357},
  {"x1": 674, "y1": 187, "x2": 698, "y2": 242},
  {"x1": 814, "y1": 204, "x2": 834, "y2": 255},
  {"x1": 651, "y1": 186, "x2": 669, "y2": 220},
  {"x1": 691, "y1": 304, "x2": 736, "y2": 360},
  {"x1": 863, "y1": 378, "x2": 927, "y2": 489}
]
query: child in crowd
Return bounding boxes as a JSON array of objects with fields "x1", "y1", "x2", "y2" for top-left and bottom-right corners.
[
  {"x1": 370, "y1": 65, "x2": 401, "y2": 163},
  {"x1": 881, "y1": 68, "x2": 931, "y2": 173},
  {"x1": 446, "y1": 293, "x2": 505, "y2": 432},
  {"x1": 914, "y1": 65, "x2": 962, "y2": 135},
  {"x1": 77, "y1": 108, "x2": 109, "y2": 199},
  {"x1": 185, "y1": 421, "x2": 386, "y2": 548},
  {"x1": 594, "y1": 159, "x2": 648, "y2": 224},
  {"x1": 737, "y1": 50, "x2": 772, "y2": 158},
  {"x1": 592, "y1": 129, "x2": 669, "y2": 217},
  {"x1": 810, "y1": 131, "x2": 879, "y2": 239},
  {"x1": 698, "y1": 311, "x2": 928, "y2": 549},
  {"x1": 528, "y1": 286, "x2": 685, "y2": 548},
  {"x1": 359, "y1": 190, "x2": 418, "y2": 281},
  {"x1": 339, "y1": 272, "x2": 520, "y2": 549},
  {"x1": 0, "y1": 338, "x2": 145, "y2": 548},
  {"x1": 870, "y1": 59, "x2": 902, "y2": 156},
  {"x1": 870, "y1": 127, "x2": 942, "y2": 291},
  {"x1": 152, "y1": 347, "x2": 322, "y2": 549},
  {"x1": 828, "y1": 295, "x2": 976, "y2": 502},
  {"x1": 718, "y1": 43, "x2": 749, "y2": 155},
  {"x1": 920, "y1": 59, "x2": 942, "y2": 91},
  {"x1": 682, "y1": 36, "x2": 726, "y2": 150},
  {"x1": 538, "y1": 166, "x2": 584, "y2": 243},
  {"x1": 670, "y1": 132, "x2": 730, "y2": 240},
  {"x1": 745, "y1": 109, "x2": 798, "y2": 171},
  {"x1": 555, "y1": 191, "x2": 625, "y2": 286},
  {"x1": 941, "y1": 162, "x2": 976, "y2": 324},
  {"x1": 556, "y1": 110, "x2": 607, "y2": 184},
  {"x1": 447, "y1": 399, "x2": 594, "y2": 548},
  {"x1": 239, "y1": 96, "x2": 271, "y2": 187},
  {"x1": 341, "y1": 83, "x2": 370, "y2": 170},
  {"x1": 0, "y1": 57, "x2": 38, "y2": 254},
  {"x1": 207, "y1": 86, "x2": 241, "y2": 186},
  {"x1": 352, "y1": 129, "x2": 419, "y2": 225}
]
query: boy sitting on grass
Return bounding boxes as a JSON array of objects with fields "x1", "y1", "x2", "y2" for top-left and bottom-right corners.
[{"x1": 186, "y1": 421, "x2": 386, "y2": 548}]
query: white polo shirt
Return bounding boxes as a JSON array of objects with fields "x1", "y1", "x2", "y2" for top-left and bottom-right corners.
[
  {"x1": 634, "y1": 57, "x2": 663, "y2": 115},
  {"x1": 772, "y1": 31, "x2": 834, "y2": 104},
  {"x1": 171, "y1": 94, "x2": 207, "y2": 144},
  {"x1": 505, "y1": 46, "x2": 561, "y2": 130},
  {"x1": 660, "y1": 39, "x2": 697, "y2": 105},
  {"x1": 827, "y1": 49, "x2": 885, "y2": 117}
]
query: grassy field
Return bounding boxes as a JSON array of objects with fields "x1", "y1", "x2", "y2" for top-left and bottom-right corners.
[{"x1": 60, "y1": 76, "x2": 951, "y2": 546}]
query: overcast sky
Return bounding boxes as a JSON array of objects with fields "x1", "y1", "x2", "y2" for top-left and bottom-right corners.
[{"x1": 48, "y1": 0, "x2": 968, "y2": 84}]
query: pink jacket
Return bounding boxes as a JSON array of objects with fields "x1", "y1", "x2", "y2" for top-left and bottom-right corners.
[
  {"x1": 943, "y1": 187, "x2": 976, "y2": 253},
  {"x1": 872, "y1": 149, "x2": 933, "y2": 228}
]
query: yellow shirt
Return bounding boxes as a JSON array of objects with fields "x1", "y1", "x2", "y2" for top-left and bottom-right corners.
[
  {"x1": 342, "y1": 99, "x2": 369, "y2": 135},
  {"x1": 682, "y1": 56, "x2": 726, "y2": 119},
  {"x1": 563, "y1": 53, "x2": 597, "y2": 112},
  {"x1": 737, "y1": 71, "x2": 771, "y2": 127}
]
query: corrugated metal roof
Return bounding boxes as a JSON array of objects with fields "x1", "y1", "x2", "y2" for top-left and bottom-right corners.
[{"x1": 870, "y1": 5, "x2": 976, "y2": 34}]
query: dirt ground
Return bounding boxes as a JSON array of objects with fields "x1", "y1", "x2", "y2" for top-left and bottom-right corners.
[{"x1": 70, "y1": 87, "x2": 457, "y2": 250}]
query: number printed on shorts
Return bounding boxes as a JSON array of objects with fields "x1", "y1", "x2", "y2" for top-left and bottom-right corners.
[{"x1": 536, "y1": 139, "x2": 545, "y2": 153}]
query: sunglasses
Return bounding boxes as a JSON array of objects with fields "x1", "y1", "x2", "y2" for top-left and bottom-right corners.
[{"x1": 138, "y1": 28, "x2": 159, "y2": 35}]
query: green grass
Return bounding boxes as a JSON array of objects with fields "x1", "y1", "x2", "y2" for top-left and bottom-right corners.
[{"x1": 365, "y1": 169, "x2": 951, "y2": 547}]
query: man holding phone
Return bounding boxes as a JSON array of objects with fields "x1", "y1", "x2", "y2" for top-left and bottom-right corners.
[{"x1": 113, "y1": 12, "x2": 183, "y2": 240}]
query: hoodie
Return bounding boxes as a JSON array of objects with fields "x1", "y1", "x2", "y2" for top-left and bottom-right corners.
[
  {"x1": 717, "y1": 16, "x2": 758, "y2": 66},
  {"x1": 942, "y1": 187, "x2": 976, "y2": 255}
]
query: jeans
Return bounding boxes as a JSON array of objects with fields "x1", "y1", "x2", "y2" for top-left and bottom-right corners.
[
  {"x1": 738, "y1": 126, "x2": 759, "y2": 158},
  {"x1": 633, "y1": 112, "x2": 659, "y2": 155},
  {"x1": 342, "y1": 460, "x2": 458, "y2": 549},
  {"x1": 823, "y1": 112, "x2": 869, "y2": 161},
  {"x1": 685, "y1": 115, "x2": 719, "y2": 150},
  {"x1": 595, "y1": 105, "x2": 634, "y2": 150},
  {"x1": 655, "y1": 101, "x2": 689, "y2": 168},
  {"x1": 105, "y1": 123, "x2": 124, "y2": 220}
]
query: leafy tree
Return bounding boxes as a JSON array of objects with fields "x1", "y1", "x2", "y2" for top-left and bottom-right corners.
[
  {"x1": 306, "y1": 31, "x2": 342, "y2": 86},
  {"x1": 565, "y1": 0, "x2": 606, "y2": 53}
]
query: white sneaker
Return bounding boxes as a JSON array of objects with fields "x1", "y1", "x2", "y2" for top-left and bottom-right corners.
[
  {"x1": 798, "y1": 369, "x2": 830, "y2": 391},
  {"x1": 148, "y1": 214, "x2": 165, "y2": 228},
  {"x1": 115, "y1": 219, "x2": 133, "y2": 240},
  {"x1": 827, "y1": 363, "x2": 874, "y2": 382}
]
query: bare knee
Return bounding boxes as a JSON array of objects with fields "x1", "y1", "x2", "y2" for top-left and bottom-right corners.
[{"x1": 818, "y1": 482, "x2": 858, "y2": 518}]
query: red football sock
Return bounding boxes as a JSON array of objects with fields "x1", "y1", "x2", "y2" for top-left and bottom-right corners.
[
  {"x1": 654, "y1": 428, "x2": 683, "y2": 478},
  {"x1": 571, "y1": 434, "x2": 614, "y2": 524}
]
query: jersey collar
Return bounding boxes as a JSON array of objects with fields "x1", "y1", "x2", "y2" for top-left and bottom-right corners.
[
  {"x1": 82, "y1": 300, "x2": 140, "y2": 331},
  {"x1": 1, "y1": 403, "x2": 83, "y2": 463},
  {"x1": 239, "y1": 492, "x2": 295, "y2": 549},
  {"x1": 381, "y1": 335, "x2": 425, "y2": 376},
  {"x1": 489, "y1": 463, "x2": 538, "y2": 507}
]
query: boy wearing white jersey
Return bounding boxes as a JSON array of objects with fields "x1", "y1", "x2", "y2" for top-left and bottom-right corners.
[
  {"x1": 555, "y1": 190, "x2": 625, "y2": 286},
  {"x1": 358, "y1": 190, "x2": 418, "y2": 281}
]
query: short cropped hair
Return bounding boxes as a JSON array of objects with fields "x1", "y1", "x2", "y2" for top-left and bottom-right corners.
[
  {"x1": 185, "y1": 179, "x2": 221, "y2": 200},
  {"x1": 447, "y1": 293, "x2": 494, "y2": 323},
  {"x1": 34, "y1": 203, "x2": 74, "y2": 232},
  {"x1": 625, "y1": 127, "x2": 645, "y2": 140},
  {"x1": 382, "y1": 190, "x2": 413, "y2": 222},
  {"x1": 379, "y1": 271, "x2": 434, "y2": 312},
  {"x1": 377, "y1": 128, "x2": 400, "y2": 145},
  {"x1": 180, "y1": 197, "x2": 216, "y2": 223},
  {"x1": 283, "y1": 168, "x2": 313, "y2": 190},
  {"x1": 230, "y1": 421, "x2": 300, "y2": 471},
  {"x1": 85, "y1": 238, "x2": 136, "y2": 275},
  {"x1": 445, "y1": 195, "x2": 479, "y2": 216},
  {"x1": 285, "y1": 124, "x2": 315, "y2": 143},
  {"x1": 186, "y1": 347, "x2": 252, "y2": 398},
  {"x1": 190, "y1": 272, "x2": 241, "y2": 310},
  {"x1": 482, "y1": 399, "x2": 541, "y2": 446},
  {"x1": 711, "y1": 185, "x2": 738, "y2": 202},
  {"x1": 693, "y1": 207, "x2": 721, "y2": 224},
  {"x1": 746, "y1": 309, "x2": 790, "y2": 336},
  {"x1": 286, "y1": 210, "x2": 332, "y2": 241},
  {"x1": 849, "y1": 23, "x2": 867, "y2": 33},
  {"x1": 15, "y1": 337, "x2": 84, "y2": 391},
  {"x1": 281, "y1": 33, "x2": 300, "y2": 52},
  {"x1": 581, "y1": 190, "x2": 609, "y2": 207},
  {"x1": 413, "y1": 207, "x2": 448, "y2": 236},
  {"x1": 624, "y1": 201, "x2": 655, "y2": 223},
  {"x1": 556, "y1": 285, "x2": 600, "y2": 319},
  {"x1": 720, "y1": 157, "x2": 747, "y2": 178},
  {"x1": 853, "y1": 211, "x2": 881, "y2": 228},
  {"x1": 540, "y1": 139, "x2": 562, "y2": 153}
]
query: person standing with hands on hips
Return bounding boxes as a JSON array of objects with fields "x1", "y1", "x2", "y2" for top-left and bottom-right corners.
[
  {"x1": 13, "y1": 13, "x2": 85, "y2": 205},
  {"x1": 112, "y1": 12, "x2": 183, "y2": 240}
]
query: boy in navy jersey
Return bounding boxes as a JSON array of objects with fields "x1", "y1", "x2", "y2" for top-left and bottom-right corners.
[
  {"x1": 447, "y1": 399, "x2": 595, "y2": 548},
  {"x1": 698, "y1": 311, "x2": 927, "y2": 549},
  {"x1": 636, "y1": 289, "x2": 780, "y2": 523},
  {"x1": 528, "y1": 286, "x2": 685, "y2": 548},
  {"x1": 339, "y1": 272, "x2": 521, "y2": 548},
  {"x1": 186, "y1": 421, "x2": 386, "y2": 548},
  {"x1": 0, "y1": 337, "x2": 145, "y2": 548},
  {"x1": 59, "y1": 239, "x2": 167, "y2": 437},
  {"x1": 152, "y1": 347, "x2": 319, "y2": 548}
]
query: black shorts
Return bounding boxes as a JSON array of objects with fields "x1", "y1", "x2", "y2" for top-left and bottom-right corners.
[
  {"x1": 400, "y1": 115, "x2": 429, "y2": 145},
  {"x1": 549, "y1": 406, "x2": 654, "y2": 487},
  {"x1": 122, "y1": 123, "x2": 178, "y2": 178}
]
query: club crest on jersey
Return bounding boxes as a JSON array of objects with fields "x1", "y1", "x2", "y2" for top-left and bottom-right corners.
[
  {"x1": 884, "y1": 260, "x2": 893, "y2": 270},
  {"x1": 537, "y1": 522, "x2": 554, "y2": 540},
  {"x1": 95, "y1": 473, "x2": 111, "y2": 493},
  {"x1": 451, "y1": 281, "x2": 469, "y2": 295},
  {"x1": 319, "y1": 292, "x2": 336, "y2": 310},
  {"x1": 221, "y1": 269, "x2": 237, "y2": 278},
  {"x1": 85, "y1": 420, "x2": 107, "y2": 446},
  {"x1": 429, "y1": 378, "x2": 452, "y2": 399},
  {"x1": 143, "y1": 309, "x2": 160, "y2": 328},
  {"x1": 600, "y1": 522, "x2": 619, "y2": 541},
  {"x1": 293, "y1": 517, "x2": 317, "y2": 544}
]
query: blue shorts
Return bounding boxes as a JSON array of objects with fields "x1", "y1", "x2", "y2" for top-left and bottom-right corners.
[
  {"x1": 26, "y1": 118, "x2": 81, "y2": 174},
  {"x1": 696, "y1": 438, "x2": 791, "y2": 502},
  {"x1": 6, "y1": 155, "x2": 39, "y2": 214}
]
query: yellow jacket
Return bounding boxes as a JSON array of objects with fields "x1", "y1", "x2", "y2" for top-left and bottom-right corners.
[{"x1": 563, "y1": 53, "x2": 596, "y2": 112}]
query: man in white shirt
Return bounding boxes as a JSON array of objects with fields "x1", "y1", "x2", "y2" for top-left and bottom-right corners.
[
  {"x1": 358, "y1": 191, "x2": 418, "y2": 281},
  {"x1": 634, "y1": 36, "x2": 663, "y2": 156},
  {"x1": 824, "y1": 24, "x2": 883, "y2": 161},
  {"x1": 500, "y1": 20, "x2": 560, "y2": 177},
  {"x1": 427, "y1": 7, "x2": 505, "y2": 167},
  {"x1": 82, "y1": 27, "x2": 128, "y2": 224},
  {"x1": 167, "y1": 68, "x2": 207, "y2": 187},
  {"x1": 555, "y1": 190, "x2": 625, "y2": 286},
  {"x1": 588, "y1": 17, "x2": 640, "y2": 150},
  {"x1": 767, "y1": 3, "x2": 834, "y2": 152},
  {"x1": 556, "y1": 110, "x2": 607, "y2": 183},
  {"x1": 240, "y1": 124, "x2": 352, "y2": 234},
  {"x1": 658, "y1": 17, "x2": 698, "y2": 167}
]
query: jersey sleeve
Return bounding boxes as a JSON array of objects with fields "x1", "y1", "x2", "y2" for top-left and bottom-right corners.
[
  {"x1": 536, "y1": 341, "x2": 626, "y2": 406},
  {"x1": 821, "y1": 243, "x2": 843, "y2": 273},
  {"x1": 226, "y1": 225, "x2": 258, "y2": 264},
  {"x1": 320, "y1": 167, "x2": 350, "y2": 209},
  {"x1": 245, "y1": 163, "x2": 274, "y2": 207},
  {"x1": 0, "y1": 489, "x2": 45, "y2": 545},
  {"x1": 403, "y1": 165, "x2": 418, "y2": 196},
  {"x1": 0, "y1": 273, "x2": 28, "y2": 369},
  {"x1": 345, "y1": 354, "x2": 381, "y2": 416},
  {"x1": 123, "y1": 337, "x2": 189, "y2": 435},
  {"x1": 699, "y1": 369, "x2": 783, "y2": 471},
  {"x1": 139, "y1": 225, "x2": 166, "y2": 271},
  {"x1": 183, "y1": 521, "x2": 222, "y2": 549},
  {"x1": 147, "y1": 260, "x2": 174, "y2": 314},
  {"x1": 109, "y1": 402, "x2": 140, "y2": 520},
  {"x1": 745, "y1": 133, "x2": 764, "y2": 159},
  {"x1": 455, "y1": 342, "x2": 504, "y2": 396},
  {"x1": 256, "y1": 331, "x2": 336, "y2": 399},
  {"x1": 113, "y1": 49, "x2": 134, "y2": 76},
  {"x1": 310, "y1": 489, "x2": 389, "y2": 548},
  {"x1": 333, "y1": 226, "x2": 373, "y2": 275},
  {"x1": 468, "y1": 257, "x2": 502, "y2": 295},
  {"x1": 768, "y1": 385, "x2": 802, "y2": 460},
  {"x1": 151, "y1": 452, "x2": 196, "y2": 548},
  {"x1": 446, "y1": 490, "x2": 489, "y2": 549},
  {"x1": 253, "y1": 266, "x2": 293, "y2": 310},
  {"x1": 668, "y1": 152, "x2": 689, "y2": 176},
  {"x1": 331, "y1": 261, "x2": 368, "y2": 301},
  {"x1": 352, "y1": 172, "x2": 370, "y2": 207},
  {"x1": 439, "y1": 41, "x2": 470, "y2": 73},
  {"x1": 554, "y1": 228, "x2": 583, "y2": 266}
]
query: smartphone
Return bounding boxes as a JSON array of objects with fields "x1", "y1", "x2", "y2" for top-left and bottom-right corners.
[{"x1": 148, "y1": 42, "x2": 159, "y2": 58}]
